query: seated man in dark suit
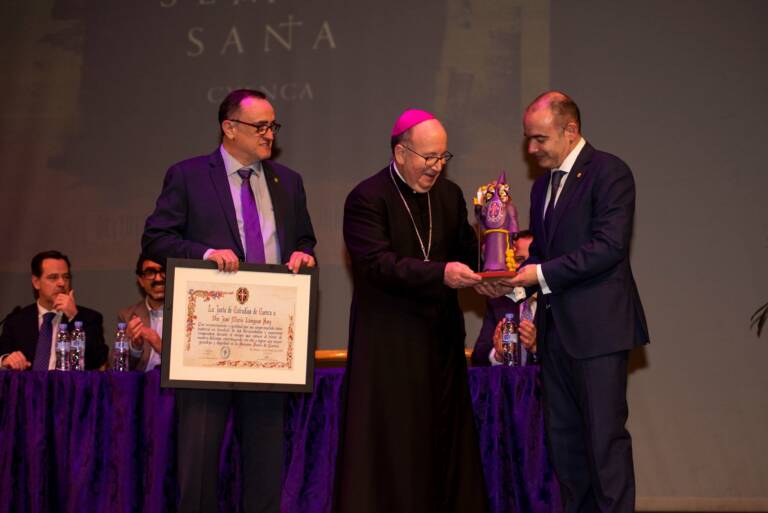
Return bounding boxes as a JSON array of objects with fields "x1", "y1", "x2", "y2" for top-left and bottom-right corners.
[
  {"x1": 0, "y1": 250, "x2": 108, "y2": 370},
  {"x1": 471, "y1": 231, "x2": 538, "y2": 366},
  {"x1": 116, "y1": 254, "x2": 165, "y2": 372}
]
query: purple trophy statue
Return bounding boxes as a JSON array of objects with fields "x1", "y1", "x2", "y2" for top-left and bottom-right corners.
[{"x1": 474, "y1": 171, "x2": 520, "y2": 274}]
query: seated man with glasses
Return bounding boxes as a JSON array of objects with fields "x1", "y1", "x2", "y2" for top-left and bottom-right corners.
[{"x1": 115, "y1": 254, "x2": 165, "y2": 371}]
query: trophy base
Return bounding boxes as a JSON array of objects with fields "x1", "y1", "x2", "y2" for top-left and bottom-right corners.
[{"x1": 477, "y1": 270, "x2": 517, "y2": 281}]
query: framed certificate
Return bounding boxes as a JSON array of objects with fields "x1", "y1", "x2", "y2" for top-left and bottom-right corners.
[{"x1": 160, "y1": 258, "x2": 318, "y2": 392}]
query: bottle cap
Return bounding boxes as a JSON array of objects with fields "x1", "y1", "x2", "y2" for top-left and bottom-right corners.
[
  {"x1": 74, "y1": 321, "x2": 83, "y2": 328},
  {"x1": 117, "y1": 322, "x2": 127, "y2": 330},
  {"x1": 59, "y1": 323, "x2": 68, "y2": 331},
  {"x1": 504, "y1": 313, "x2": 514, "y2": 321}
]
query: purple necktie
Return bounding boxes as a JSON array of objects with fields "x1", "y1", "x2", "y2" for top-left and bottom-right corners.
[
  {"x1": 543, "y1": 170, "x2": 565, "y2": 238},
  {"x1": 32, "y1": 312, "x2": 56, "y2": 371},
  {"x1": 237, "y1": 168, "x2": 266, "y2": 263}
]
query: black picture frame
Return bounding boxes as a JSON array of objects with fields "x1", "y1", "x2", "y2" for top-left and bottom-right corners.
[{"x1": 160, "y1": 258, "x2": 318, "y2": 392}]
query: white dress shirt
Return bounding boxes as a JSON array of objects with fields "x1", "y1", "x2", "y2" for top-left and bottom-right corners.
[
  {"x1": 37, "y1": 302, "x2": 64, "y2": 370},
  {"x1": 145, "y1": 300, "x2": 163, "y2": 371},
  {"x1": 536, "y1": 137, "x2": 586, "y2": 294},
  {"x1": 204, "y1": 145, "x2": 280, "y2": 264}
]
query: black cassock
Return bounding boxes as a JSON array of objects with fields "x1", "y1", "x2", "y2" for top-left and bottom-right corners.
[{"x1": 334, "y1": 166, "x2": 489, "y2": 513}]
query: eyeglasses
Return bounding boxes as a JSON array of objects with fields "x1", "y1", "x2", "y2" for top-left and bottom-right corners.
[
  {"x1": 400, "y1": 145, "x2": 453, "y2": 167},
  {"x1": 228, "y1": 119, "x2": 282, "y2": 135},
  {"x1": 139, "y1": 268, "x2": 165, "y2": 279}
]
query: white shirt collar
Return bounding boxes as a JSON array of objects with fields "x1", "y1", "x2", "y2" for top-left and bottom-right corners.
[
  {"x1": 36, "y1": 301, "x2": 62, "y2": 320},
  {"x1": 220, "y1": 145, "x2": 262, "y2": 177},
  {"x1": 145, "y1": 297, "x2": 163, "y2": 315},
  {"x1": 554, "y1": 137, "x2": 586, "y2": 174}
]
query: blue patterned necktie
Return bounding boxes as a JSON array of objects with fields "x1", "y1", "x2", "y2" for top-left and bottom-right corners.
[
  {"x1": 520, "y1": 298, "x2": 534, "y2": 323},
  {"x1": 520, "y1": 299, "x2": 538, "y2": 364},
  {"x1": 237, "y1": 168, "x2": 266, "y2": 264},
  {"x1": 543, "y1": 170, "x2": 565, "y2": 238},
  {"x1": 32, "y1": 312, "x2": 56, "y2": 371}
]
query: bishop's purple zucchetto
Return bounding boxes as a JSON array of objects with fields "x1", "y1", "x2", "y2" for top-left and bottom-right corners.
[{"x1": 391, "y1": 109, "x2": 436, "y2": 137}]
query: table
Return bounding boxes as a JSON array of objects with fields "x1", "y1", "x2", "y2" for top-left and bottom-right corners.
[{"x1": 0, "y1": 367, "x2": 560, "y2": 513}]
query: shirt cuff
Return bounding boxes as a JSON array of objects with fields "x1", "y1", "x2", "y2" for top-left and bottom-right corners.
[
  {"x1": 129, "y1": 343, "x2": 144, "y2": 357},
  {"x1": 488, "y1": 348, "x2": 503, "y2": 366},
  {"x1": 203, "y1": 248, "x2": 215, "y2": 261},
  {"x1": 537, "y1": 264, "x2": 552, "y2": 295},
  {"x1": 505, "y1": 287, "x2": 527, "y2": 302}
]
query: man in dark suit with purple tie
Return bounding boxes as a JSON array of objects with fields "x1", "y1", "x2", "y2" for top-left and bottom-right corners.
[
  {"x1": 506, "y1": 91, "x2": 650, "y2": 513},
  {"x1": 142, "y1": 89, "x2": 316, "y2": 513}
]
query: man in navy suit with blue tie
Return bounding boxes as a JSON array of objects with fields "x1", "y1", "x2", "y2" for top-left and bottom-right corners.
[
  {"x1": 142, "y1": 89, "x2": 316, "y2": 513},
  {"x1": 0, "y1": 250, "x2": 108, "y2": 371},
  {"x1": 506, "y1": 91, "x2": 649, "y2": 513}
]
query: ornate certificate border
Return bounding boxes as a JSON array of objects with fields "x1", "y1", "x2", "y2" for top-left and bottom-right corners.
[{"x1": 161, "y1": 258, "x2": 317, "y2": 392}]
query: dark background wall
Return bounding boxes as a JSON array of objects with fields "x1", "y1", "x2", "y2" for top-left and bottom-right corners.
[{"x1": 1, "y1": 1, "x2": 766, "y2": 509}]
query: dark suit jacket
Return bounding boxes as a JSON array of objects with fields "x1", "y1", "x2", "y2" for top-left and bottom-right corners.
[
  {"x1": 529, "y1": 142, "x2": 649, "y2": 358},
  {"x1": 0, "y1": 304, "x2": 108, "y2": 370},
  {"x1": 141, "y1": 149, "x2": 316, "y2": 263},
  {"x1": 116, "y1": 299, "x2": 153, "y2": 372}
]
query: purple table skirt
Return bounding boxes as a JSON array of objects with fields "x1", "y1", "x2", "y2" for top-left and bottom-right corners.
[{"x1": 0, "y1": 367, "x2": 560, "y2": 513}]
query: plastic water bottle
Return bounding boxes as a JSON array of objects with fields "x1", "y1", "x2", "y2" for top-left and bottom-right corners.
[
  {"x1": 113, "y1": 322, "x2": 130, "y2": 372},
  {"x1": 501, "y1": 313, "x2": 521, "y2": 366},
  {"x1": 55, "y1": 323, "x2": 70, "y2": 371},
  {"x1": 70, "y1": 321, "x2": 85, "y2": 371}
]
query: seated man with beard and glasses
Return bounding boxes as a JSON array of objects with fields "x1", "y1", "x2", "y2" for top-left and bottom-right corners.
[{"x1": 115, "y1": 254, "x2": 166, "y2": 371}]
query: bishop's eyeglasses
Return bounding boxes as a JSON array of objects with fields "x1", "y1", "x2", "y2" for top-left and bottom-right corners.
[{"x1": 400, "y1": 144, "x2": 453, "y2": 167}]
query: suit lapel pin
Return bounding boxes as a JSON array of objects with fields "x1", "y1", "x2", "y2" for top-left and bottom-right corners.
[
  {"x1": 274, "y1": 177, "x2": 279, "y2": 183},
  {"x1": 576, "y1": 171, "x2": 583, "y2": 178}
]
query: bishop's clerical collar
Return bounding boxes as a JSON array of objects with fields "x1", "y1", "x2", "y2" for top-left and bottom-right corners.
[{"x1": 391, "y1": 161, "x2": 426, "y2": 195}]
